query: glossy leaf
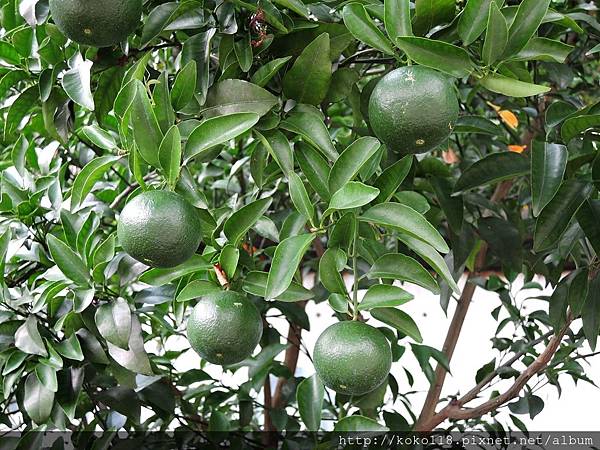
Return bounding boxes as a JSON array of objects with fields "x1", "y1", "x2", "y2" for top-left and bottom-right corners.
[
  {"x1": 296, "y1": 143, "x2": 331, "y2": 201},
  {"x1": 107, "y1": 316, "x2": 153, "y2": 375},
  {"x1": 171, "y1": 60, "x2": 197, "y2": 111},
  {"x1": 201, "y1": 80, "x2": 278, "y2": 118},
  {"x1": 343, "y1": 4, "x2": 395, "y2": 56},
  {"x1": 62, "y1": 58, "x2": 94, "y2": 110},
  {"x1": 130, "y1": 80, "x2": 163, "y2": 168},
  {"x1": 251, "y1": 56, "x2": 292, "y2": 87},
  {"x1": 482, "y1": 1, "x2": 508, "y2": 65},
  {"x1": 480, "y1": 73, "x2": 550, "y2": 97},
  {"x1": 583, "y1": 274, "x2": 600, "y2": 350},
  {"x1": 576, "y1": 200, "x2": 600, "y2": 257},
  {"x1": 334, "y1": 415, "x2": 389, "y2": 432},
  {"x1": 139, "y1": 255, "x2": 213, "y2": 286},
  {"x1": 223, "y1": 198, "x2": 273, "y2": 246},
  {"x1": 15, "y1": 316, "x2": 47, "y2": 357},
  {"x1": 158, "y1": 125, "x2": 182, "y2": 190},
  {"x1": 534, "y1": 180, "x2": 593, "y2": 252},
  {"x1": 95, "y1": 298, "x2": 132, "y2": 350},
  {"x1": 47, "y1": 235, "x2": 91, "y2": 286},
  {"x1": 24, "y1": 373, "x2": 54, "y2": 424},
  {"x1": 454, "y1": 152, "x2": 529, "y2": 193},
  {"x1": 384, "y1": 0, "x2": 412, "y2": 41},
  {"x1": 395, "y1": 37, "x2": 474, "y2": 78},
  {"x1": 329, "y1": 137, "x2": 380, "y2": 194},
  {"x1": 561, "y1": 114, "x2": 600, "y2": 143},
  {"x1": 319, "y1": 248, "x2": 347, "y2": 295},
  {"x1": 371, "y1": 307, "x2": 423, "y2": 342},
  {"x1": 176, "y1": 280, "x2": 222, "y2": 302},
  {"x1": 503, "y1": 0, "x2": 552, "y2": 57},
  {"x1": 361, "y1": 203, "x2": 449, "y2": 253},
  {"x1": 458, "y1": 0, "x2": 493, "y2": 45},
  {"x1": 373, "y1": 156, "x2": 412, "y2": 204},
  {"x1": 281, "y1": 111, "x2": 338, "y2": 162},
  {"x1": 288, "y1": 172, "x2": 315, "y2": 225},
  {"x1": 185, "y1": 112, "x2": 260, "y2": 163},
  {"x1": 242, "y1": 271, "x2": 314, "y2": 302},
  {"x1": 531, "y1": 142, "x2": 567, "y2": 217},
  {"x1": 265, "y1": 233, "x2": 316, "y2": 300},
  {"x1": 70, "y1": 156, "x2": 121, "y2": 209},
  {"x1": 368, "y1": 253, "x2": 440, "y2": 294},
  {"x1": 358, "y1": 284, "x2": 414, "y2": 311},
  {"x1": 297, "y1": 374, "x2": 324, "y2": 431},
  {"x1": 282, "y1": 33, "x2": 332, "y2": 105},
  {"x1": 328, "y1": 182, "x2": 380, "y2": 212}
]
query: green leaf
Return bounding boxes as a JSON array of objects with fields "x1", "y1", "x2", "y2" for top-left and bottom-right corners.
[
  {"x1": 266, "y1": 233, "x2": 316, "y2": 300},
  {"x1": 371, "y1": 307, "x2": 423, "y2": 342},
  {"x1": 361, "y1": 203, "x2": 449, "y2": 253},
  {"x1": 514, "y1": 37, "x2": 573, "y2": 63},
  {"x1": 561, "y1": 114, "x2": 600, "y2": 143},
  {"x1": 139, "y1": 255, "x2": 212, "y2": 286},
  {"x1": 185, "y1": 112, "x2": 259, "y2": 163},
  {"x1": 296, "y1": 143, "x2": 331, "y2": 201},
  {"x1": 140, "y1": 2, "x2": 179, "y2": 47},
  {"x1": 358, "y1": 284, "x2": 414, "y2": 311},
  {"x1": 319, "y1": 248, "x2": 347, "y2": 295},
  {"x1": 480, "y1": 73, "x2": 550, "y2": 97},
  {"x1": 328, "y1": 182, "x2": 380, "y2": 212},
  {"x1": 159, "y1": 125, "x2": 182, "y2": 190},
  {"x1": 458, "y1": 0, "x2": 494, "y2": 45},
  {"x1": 329, "y1": 137, "x2": 380, "y2": 194},
  {"x1": 272, "y1": 0, "x2": 310, "y2": 18},
  {"x1": 430, "y1": 177, "x2": 463, "y2": 233},
  {"x1": 62, "y1": 57, "x2": 94, "y2": 110},
  {"x1": 531, "y1": 142, "x2": 567, "y2": 217},
  {"x1": 368, "y1": 253, "x2": 440, "y2": 294},
  {"x1": 95, "y1": 298, "x2": 132, "y2": 350},
  {"x1": 454, "y1": 115, "x2": 503, "y2": 135},
  {"x1": 482, "y1": 1, "x2": 508, "y2": 66},
  {"x1": 181, "y1": 28, "x2": 216, "y2": 102},
  {"x1": 283, "y1": 33, "x2": 332, "y2": 105},
  {"x1": 281, "y1": 111, "x2": 338, "y2": 162},
  {"x1": 107, "y1": 316, "x2": 153, "y2": 375},
  {"x1": 47, "y1": 235, "x2": 91, "y2": 286},
  {"x1": 568, "y1": 268, "x2": 589, "y2": 318},
  {"x1": 255, "y1": 130, "x2": 294, "y2": 175},
  {"x1": 223, "y1": 198, "x2": 273, "y2": 246},
  {"x1": 297, "y1": 374, "x2": 324, "y2": 431},
  {"x1": 576, "y1": 200, "x2": 600, "y2": 257},
  {"x1": 0, "y1": 41, "x2": 21, "y2": 65},
  {"x1": 328, "y1": 293, "x2": 349, "y2": 313},
  {"x1": 35, "y1": 364, "x2": 58, "y2": 393},
  {"x1": 395, "y1": 191, "x2": 430, "y2": 214},
  {"x1": 176, "y1": 280, "x2": 222, "y2": 302},
  {"x1": 288, "y1": 172, "x2": 315, "y2": 225},
  {"x1": 454, "y1": 152, "x2": 529, "y2": 193},
  {"x1": 219, "y1": 244, "x2": 240, "y2": 279},
  {"x1": 153, "y1": 71, "x2": 176, "y2": 134},
  {"x1": 130, "y1": 80, "x2": 163, "y2": 168},
  {"x1": 384, "y1": 0, "x2": 412, "y2": 40},
  {"x1": 503, "y1": 0, "x2": 551, "y2": 57},
  {"x1": 24, "y1": 373, "x2": 54, "y2": 424},
  {"x1": 373, "y1": 156, "x2": 412, "y2": 204},
  {"x1": 534, "y1": 180, "x2": 593, "y2": 252},
  {"x1": 545, "y1": 101, "x2": 578, "y2": 128},
  {"x1": 242, "y1": 271, "x2": 314, "y2": 302},
  {"x1": 398, "y1": 233, "x2": 459, "y2": 293},
  {"x1": 395, "y1": 37, "x2": 474, "y2": 78},
  {"x1": 171, "y1": 60, "x2": 197, "y2": 111},
  {"x1": 334, "y1": 415, "x2": 389, "y2": 432},
  {"x1": 201, "y1": 79, "x2": 278, "y2": 118},
  {"x1": 583, "y1": 274, "x2": 600, "y2": 351},
  {"x1": 55, "y1": 334, "x2": 84, "y2": 361},
  {"x1": 343, "y1": 3, "x2": 395, "y2": 56},
  {"x1": 234, "y1": 34, "x2": 253, "y2": 72},
  {"x1": 412, "y1": 0, "x2": 456, "y2": 36},
  {"x1": 80, "y1": 125, "x2": 118, "y2": 151},
  {"x1": 251, "y1": 56, "x2": 292, "y2": 87},
  {"x1": 15, "y1": 316, "x2": 47, "y2": 357},
  {"x1": 4, "y1": 85, "x2": 38, "y2": 138},
  {"x1": 70, "y1": 156, "x2": 121, "y2": 209}
]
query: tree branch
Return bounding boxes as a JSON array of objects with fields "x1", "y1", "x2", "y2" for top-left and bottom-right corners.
[{"x1": 418, "y1": 316, "x2": 572, "y2": 430}]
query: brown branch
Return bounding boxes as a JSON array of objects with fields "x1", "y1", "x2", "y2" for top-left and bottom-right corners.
[
  {"x1": 416, "y1": 181, "x2": 511, "y2": 430},
  {"x1": 418, "y1": 316, "x2": 572, "y2": 430}
]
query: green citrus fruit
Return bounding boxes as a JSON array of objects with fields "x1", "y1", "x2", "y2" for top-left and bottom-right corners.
[
  {"x1": 117, "y1": 190, "x2": 201, "y2": 268},
  {"x1": 49, "y1": 0, "x2": 142, "y2": 47},
  {"x1": 187, "y1": 291, "x2": 264, "y2": 365},
  {"x1": 368, "y1": 65, "x2": 459, "y2": 154},
  {"x1": 313, "y1": 321, "x2": 392, "y2": 396}
]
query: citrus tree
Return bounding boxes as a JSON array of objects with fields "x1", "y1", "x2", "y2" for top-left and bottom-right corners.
[{"x1": 1, "y1": 0, "x2": 600, "y2": 444}]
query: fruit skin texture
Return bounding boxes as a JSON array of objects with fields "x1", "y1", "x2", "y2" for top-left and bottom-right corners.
[
  {"x1": 368, "y1": 65, "x2": 459, "y2": 154},
  {"x1": 49, "y1": 0, "x2": 142, "y2": 47},
  {"x1": 187, "y1": 292, "x2": 264, "y2": 365},
  {"x1": 117, "y1": 190, "x2": 202, "y2": 268},
  {"x1": 313, "y1": 321, "x2": 392, "y2": 396}
]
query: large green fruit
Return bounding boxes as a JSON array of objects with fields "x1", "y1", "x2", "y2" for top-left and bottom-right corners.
[
  {"x1": 187, "y1": 292, "x2": 264, "y2": 365},
  {"x1": 368, "y1": 65, "x2": 459, "y2": 154},
  {"x1": 49, "y1": 0, "x2": 142, "y2": 47},
  {"x1": 117, "y1": 190, "x2": 201, "y2": 268},
  {"x1": 313, "y1": 321, "x2": 392, "y2": 396}
]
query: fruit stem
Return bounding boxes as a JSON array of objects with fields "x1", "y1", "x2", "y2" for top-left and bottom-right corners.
[{"x1": 351, "y1": 215, "x2": 359, "y2": 320}]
